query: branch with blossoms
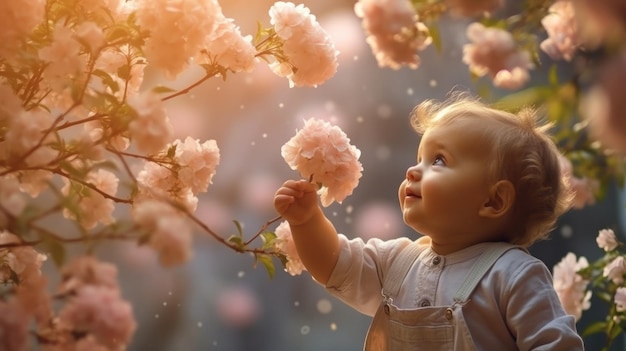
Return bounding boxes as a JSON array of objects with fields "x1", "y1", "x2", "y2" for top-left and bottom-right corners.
[
  {"x1": 0, "y1": 0, "x2": 345, "y2": 349},
  {"x1": 553, "y1": 229, "x2": 626, "y2": 351},
  {"x1": 356, "y1": 0, "x2": 625, "y2": 198}
]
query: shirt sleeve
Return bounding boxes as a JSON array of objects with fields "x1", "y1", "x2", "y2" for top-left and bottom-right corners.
[
  {"x1": 501, "y1": 254, "x2": 585, "y2": 351},
  {"x1": 323, "y1": 234, "x2": 413, "y2": 317}
]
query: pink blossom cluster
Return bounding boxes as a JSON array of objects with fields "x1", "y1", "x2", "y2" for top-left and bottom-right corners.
[
  {"x1": 281, "y1": 118, "x2": 363, "y2": 207},
  {"x1": 0, "y1": 0, "x2": 45, "y2": 62},
  {"x1": 61, "y1": 169, "x2": 119, "y2": 230},
  {"x1": 0, "y1": 231, "x2": 49, "y2": 351},
  {"x1": 540, "y1": 1, "x2": 579, "y2": 61},
  {"x1": 200, "y1": 11, "x2": 257, "y2": 73},
  {"x1": 55, "y1": 256, "x2": 137, "y2": 350},
  {"x1": 354, "y1": 0, "x2": 432, "y2": 70},
  {"x1": 273, "y1": 221, "x2": 306, "y2": 276},
  {"x1": 462, "y1": 22, "x2": 534, "y2": 89},
  {"x1": 133, "y1": 0, "x2": 221, "y2": 79},
  {"x1": 269, "y1": 2, "x2": 339, "y2": 87},
  {"x1": 133, "y1": 137, "x2": 219, "y2": 265},
  {"x1": 552, "y1": 252, "x2": 591, "y2": 321}
]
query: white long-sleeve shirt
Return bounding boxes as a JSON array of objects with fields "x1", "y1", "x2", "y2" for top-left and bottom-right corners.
[{"x1": 324, "y1": 234, "x2": 584, "y2": 350}]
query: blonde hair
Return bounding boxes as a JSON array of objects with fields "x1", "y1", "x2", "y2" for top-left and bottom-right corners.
[{"x1": 409, "y1": 94, "x2": 572, "y2": 247}]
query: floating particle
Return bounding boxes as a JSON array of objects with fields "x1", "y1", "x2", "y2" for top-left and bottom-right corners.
[
  {"x1": 330, "y1": 323, "x2": 337, "y2": 331},
  {"x1": 316, "y1": 299, "x2": 333, "y2": 314},
  {"x1": 300, "y1": 325, "x2": 310, "y2": 335}
]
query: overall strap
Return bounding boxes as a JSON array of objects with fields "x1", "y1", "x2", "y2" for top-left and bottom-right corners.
[
  {"x1": 382, "y1": 240, "x2": 427, "y2": 300},
  {"x1": 453, "y1": 242, "x2": 519, "y2": 303}
]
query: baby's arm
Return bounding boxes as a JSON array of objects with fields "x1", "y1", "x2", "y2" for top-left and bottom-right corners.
[{"x1": 274, "y1": 179, "x2": 340, "y2": 285}]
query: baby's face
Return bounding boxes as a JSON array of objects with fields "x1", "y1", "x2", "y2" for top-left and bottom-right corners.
[{"x1": 398, "y1": 118, "x2": 496, "y2": 248}]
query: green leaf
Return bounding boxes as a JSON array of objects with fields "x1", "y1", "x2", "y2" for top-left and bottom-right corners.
[
  {"x1": 232, "y1": 220, "x2": 244, "y2": 237},
  {"x1": 256, "y1": 253, "x2": 276, "y2": 279},
  {"x1": 92, "y1": 69, "x2": 119, "y2": 93},
  {"x1": 582, "y1": 321, "x2": 608, "y2": 337},
  {"x1": 428, "y1": 24, "x2": 442, "y2": 54},
  {"x1": 227, "y1": 235, "x2": 244, "y2": 250},
  {"x1": 40, "y1": 236, "x2": 66, "y2": 268},
  {"x1": 261, "y1": 231, "x2": 277, "y2": 249},
  {"x1": 151, "y1": 85, "x2": 176, "y2": 94}
]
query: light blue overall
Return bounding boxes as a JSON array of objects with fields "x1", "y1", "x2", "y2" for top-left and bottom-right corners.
[{"x1": 363, "y1": 242, "x2": 516, "y2": 351}]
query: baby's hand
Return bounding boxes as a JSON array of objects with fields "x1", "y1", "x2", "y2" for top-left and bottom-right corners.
[{"x1": 274, "y1": 179, "x2": 319, "y2": 226}]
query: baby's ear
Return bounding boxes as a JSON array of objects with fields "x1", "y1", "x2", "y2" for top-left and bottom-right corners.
[{"x1": 479, "y1": 180, "x2": 515, "y2": 218}]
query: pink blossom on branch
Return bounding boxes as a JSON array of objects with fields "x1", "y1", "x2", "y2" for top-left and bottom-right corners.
[
  {"x1": 281, "y1": 118, "x2": 363, "y2": 207},
  {"x1": 462, "y1": 22, "x2": 534, "y2": 90},
  {"x1": 268, "y1": 2, "x2": 339, "y2": 87},
  {"x1": 552, "y1": 252, "x2": 591, "y2": 321},
  {"x1": 273, "y1": 220, "x2": 305, "y2": 276},
  {"x1": 540, "y1": 0, "x2": 579, "y2": 62},
  {"x1": 354, "y1": 0, "x2": 432, "y2": 70},
  {"x1": 597, "y1": 228, "x2": 619, "y2": 252}
]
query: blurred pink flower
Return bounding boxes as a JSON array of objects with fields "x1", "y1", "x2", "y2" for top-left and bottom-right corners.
[
  {"x1": 354, "y1": 0, "x2": 431, "y2": 70},
  {"x1": 273, "y1": 220, "x2": 305, "y2": 276},
  {"x1": 281, "y1": 118, "x2": 363, "y2": 207},
  {"x1": 127, "y1": 91, "x2": 174, "y2": 155},
  {"x1": 0, "y1": 299, "x2": 30, "y2": 351},
  {"x1": 597, "y1": 228, "x2": 619, "y2": 252},
  {"x1": 540, "y1": 1, "x2": 579, "y2": 61},
  {"x1": 572, "y1": 0, "x2": 626, "y2": 49},
  {"x1": 134, "y1": 0, "x2": 220, "y2": 79},
  {"x1": 132, "y1": 200, "x2": 193, "y2": 267},
  {"x1": 553, "y1": 252, "x2": 591, "y2": 321},
  {"x1": 615, "y1": 287, "x2": 626, "y2": 312},
  {"x1": 269, "y1": 2, "x2": 339, "y2": 87},
  {"x1": 581, "y1": 53, "x2": 626, "y2": 154},
  {"x1": 61, "y1": 169, "x2": 119, "y2": 230},
  {"x1": 462, "y1": 22, "x2": 533, "y2": 90},
  {"x1": 354, "y1": 201, "x2": 403, "y2": 240},
  {"x1": 603, "y1": 256, "x2": 626, "y2": 284},
  {"x1": 58, "y1": 256, "x2": 120, "y2": 295},
  {"x1": 58, "y1": 285, "x2": 136, "y2": 349},
  {"x1": 216, "y1": 286, "x2": 261, "y2": 327},
  {"x1": 445, "y1": 0, "x2": 503, "y2": 17},
  {"x1": 0, "y1": 0, "x2": 45, "y2": 62}
]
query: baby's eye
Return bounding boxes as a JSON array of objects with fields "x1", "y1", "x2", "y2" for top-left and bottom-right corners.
[{"x1": 433, "y1": 155, "x2": 446, "y2": 166}]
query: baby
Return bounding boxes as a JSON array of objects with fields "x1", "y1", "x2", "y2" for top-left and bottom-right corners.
[{"x1": 274, "y1": 95, "x2": 584, "y2": 350}]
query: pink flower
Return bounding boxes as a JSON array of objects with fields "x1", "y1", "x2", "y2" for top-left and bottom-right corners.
[
  {"x1": 603, "y1": 256, "x2": 626, "y2": 284},
  {"x1": 0, "y1": 299, "x2": 30, "y2": 351},
  {"x1": 127, "y1": 91, "x2": 174, "y2": 155},
  {"x1": 134, "y1": 0, "x2": 221, "y2": 79},
  {"x1": 201, "y1": 11, "x2": 257, "y2": 73},
  {"x1": 269, "y1": 2, "x2": 339, "y2": 87},
  {"x1": 173, "y1": 137, "x2": 220, "y2": 195},
  {"x1": 132, "y1": 200, "x2": 193, "y2": 266},
  {"x1": 615, "y1": 287, "x2": 626, "y2": 312},
  {"x1": 581, "y1": 53, "x2": 626, "y2": 154},
  {"x1": 281, "y1": 118, "x2": 363, "y2": 207},
  {"x1": 462, "y1": 22, "x2": 533, "y2": 90},
  {"x1": 553, "y1": 252, "x2": 591, "y2": 320},
  {"x1": 597, "y1": 228, "x2": 619, "y2": 252},
  {"x1": 273, "y1": 221, "x2": 305, "y2": 276},
  {"x1": 354, "y1": 0, "x2": 431, "y2": 70},
  {"x1": 540, "y1": 1, "x2": 579, "y2": 61},
  {"x1": 58, "y1": 285, "x2": 136, "y2": 349},
  {"x1": 58, "y1": 256, "x2": 120, "y2": 295},
  {"x1": 61, "y1": 169, "x2": 119, "y2": 230},
  {"x1": 0, "y1": 0, "x2": 45, "y2": 62}
]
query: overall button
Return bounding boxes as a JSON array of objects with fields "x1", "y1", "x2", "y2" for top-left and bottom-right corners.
[
  {"x1": 419, "y1": 299, "x2": 431, "y2": 307},
  {"x1": 445, "y1": 308, "x2": 453, "y2": 320},
  {"x1": 432, "y1": 256, "x2": 441, "y2": 265}
]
